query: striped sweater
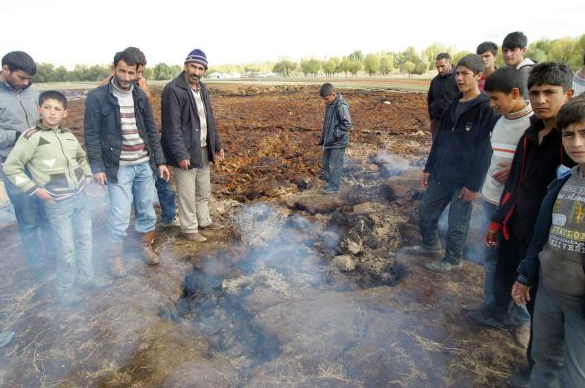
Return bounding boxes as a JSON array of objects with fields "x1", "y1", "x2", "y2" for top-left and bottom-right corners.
[
  {"x1": 482, "y1": 103, "x2": 534, "y2": 204},
  {"x1": 111, "y1": 82, "x2": 149, "y2": 166}
]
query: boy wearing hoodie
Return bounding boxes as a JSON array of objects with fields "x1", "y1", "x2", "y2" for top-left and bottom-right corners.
[{"x1": 407, "y1": 54, "x2": 498, "y2": 272}]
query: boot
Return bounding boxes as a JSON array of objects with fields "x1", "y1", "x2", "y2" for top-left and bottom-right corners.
[
  {"x1": 140, "y1": 231, "x2": 160, "y2": 266},
  {"x1": 110, "y1": 243, "x2": 127, "y2": 278}
]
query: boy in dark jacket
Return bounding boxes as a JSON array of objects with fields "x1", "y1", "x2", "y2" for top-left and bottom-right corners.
[
  {"x1": 511, "y1": 96, "x2": 585, "y2": 388},
  {"x1": 482, "y1": 61, "x2": 574, "y2": 388},
  {"x1": 318, "y1": 83, "x2": 351, "y2": 194},
  {"x1": 407, "y1": 54, "x2": 498, "y2": 272}
]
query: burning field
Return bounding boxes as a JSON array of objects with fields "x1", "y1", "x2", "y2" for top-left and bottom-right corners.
[{"x1": 0, "y1": 82, "x2": 525, "y2": 387}]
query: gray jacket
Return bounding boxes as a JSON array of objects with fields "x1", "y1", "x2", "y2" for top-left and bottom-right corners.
[
  {"x1": 0, "y1": 78, "x2": 39, "y2": 159},
  {"x1": 318, "y1": 94, "x2": 351, "y2": 149}
]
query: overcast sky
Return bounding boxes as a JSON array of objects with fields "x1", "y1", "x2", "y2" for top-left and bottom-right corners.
[{"x1": 2, "y1": 0, "x2": 584, "y2": 69}]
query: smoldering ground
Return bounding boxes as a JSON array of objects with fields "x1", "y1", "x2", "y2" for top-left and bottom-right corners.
[{"x1": 0, "y1": 84, "x2": 526, "y2": 387}]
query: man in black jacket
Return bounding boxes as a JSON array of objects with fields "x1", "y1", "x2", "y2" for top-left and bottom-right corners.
[
  {"x1": 427, "y1": 53, "x2": 459, "y2": 140},
  {"x1": 406, "y1": 54, "x2": 498, "y2": 272},
  {"x1": 161, "y1": 49, "x2": 224, "y2": 243},
  {"x1": 84, "y1": 47, "x2": 169, "y2": 278}
]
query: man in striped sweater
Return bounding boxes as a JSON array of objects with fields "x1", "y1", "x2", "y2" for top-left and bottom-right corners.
[{"x1": 84, "y1": 48, "x2": 169, "y2": 278}]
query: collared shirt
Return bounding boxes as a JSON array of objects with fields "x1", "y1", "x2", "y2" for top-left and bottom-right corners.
[{"x1": 190, "y1": 88, "x2": 207, "y2": 147}]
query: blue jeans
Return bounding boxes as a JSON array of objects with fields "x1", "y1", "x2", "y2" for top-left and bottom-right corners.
[
  {"x1": 321, "y1": 147, "x2": 346, "y2": 191},
  {"x1": 107, "y1": 162, "x2": 156, "y2": 242},
  {"x1": 481, "y1": 201, "x2": 499, "y2": 306},
  {"x1": 155, "y1": 175, "x2": 176, "y2": 223},
  {"x1": 419, "y1": 178, "x2": 473, "y2": 264},
  {"x1": 4, "y1": 176, "x2": 54, "y2": 274},
  {"x1": 44, "y1": 192, "x2": 93, "y2": 292}
]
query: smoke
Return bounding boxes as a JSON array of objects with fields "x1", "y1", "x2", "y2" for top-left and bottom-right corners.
[{"x1": 371, "y1": 152, "x2": 413, "y2": 178}]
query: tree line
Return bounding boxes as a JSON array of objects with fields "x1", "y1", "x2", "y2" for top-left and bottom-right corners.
[{"x1": 34, "y1": 35, "x2": 585, "y2": 83}]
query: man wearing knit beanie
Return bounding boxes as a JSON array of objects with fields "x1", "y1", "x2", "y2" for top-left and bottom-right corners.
[
  {"x1": 160, "y1": 49, "x2": 225, "y2": 243},
  {"x1": 404, "y1": 53, "x2": 499, "y2": 273}
]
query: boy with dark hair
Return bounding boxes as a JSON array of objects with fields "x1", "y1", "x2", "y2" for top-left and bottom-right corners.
[
  {"x1": 573, "y1": 52, "x2": 585, "y2": 97},
  {"x1": 318, "y1": 83, "x2": 351, "y2": 194},
  {"x1": 511, "y1": 95, "x2": 585, "y2": 387},
  {"x1": 427, "y1": 52, "x2": 459, "y2": 140},
  {"x1": 468, "y1": 66, "x2": 534, "y2": 347},
  {"x1": 483, "y1": 61, "x2": 574, "y2": 388},
  {"x1": 407, "y1": 54, "x2": 498, "y2": 272},
  {"x1": 4, "y1": 91, "x2": 109, "y2": 305},
  {"x1": 476, "y1": 41, "x2": 498, "y2": 91},
  {"x1": 84, "y1": 47, "x2": 169, "y2": 277},
  {"x1": 502, "y1": 31, "x2": 535, "y2": 100}
]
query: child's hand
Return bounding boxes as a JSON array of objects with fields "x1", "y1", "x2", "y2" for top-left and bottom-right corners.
[{"x1": 35, "y1": 188, "x2": 54, "y2": 204}]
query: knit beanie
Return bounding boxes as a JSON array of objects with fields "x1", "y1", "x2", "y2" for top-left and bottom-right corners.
[{"x1": 184, "y1": 49, "x2": 208, "y2": 69}]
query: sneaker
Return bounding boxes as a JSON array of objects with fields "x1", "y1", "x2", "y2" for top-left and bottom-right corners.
[
  {"x1": 57, "y1": 290, "x2": 83, "y2": 306},
  {"x1": 161, "y1": 218, "x2": 181, "y2": 228},
  {"x1": 402, "y1": 245, "x2": 444, "y2": 257},
  {"x1": 77, "y1": 277, "x2": 112, "y2": 289},
  {"x1": 0, "y1": 331, "x2": 15, "y2": 348},
  {"x1": 182, "y1": 232, "x2": 207, "y2": 242},
  {"x1": 424, "y1": 259, "x2": 462, "y2": 272},
  {"x1": 513, "y1": 324, "x2": 530, "y2": 349},
  {"x1": 199, "y1": 222, "x2": 225, "y2": 231},
  {"x1": 467, "y1": 308, "x2": 508, "y2": 329},
  {"x1": 506, "y1": 367, "x2": 531, "y2": 388},
  {"x1": 461, "y1": 301, "x2": 493, "y2": 312}
]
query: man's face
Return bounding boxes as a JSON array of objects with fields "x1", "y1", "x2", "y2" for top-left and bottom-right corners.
[
  {"x1": 503, "y1": 47, "x2": 526, "y2": 67},
  {"x1": 562, "y1": 119, "x2": 585, "y2": 166},
  {"x1": 1, "y1": 65, "x2": 33, "y2": 91},
  {"x1": 455, "y1": 65, "x2": 481, "y2": 94},
  {"x1": 38, "y1": 98, "x2": 68, "y2": 129},
  {"x1": 322, "y1": 93, "x2": 336, "y2": 105},
  {"x1": 487, "y1": 90, "x2": 517, "y2": 115},
  {"x1": 435, "y1": 59, "x2": 452, "y2": 77},
  {"x1": 528, "y1": 83, "x2": 572, "y2": 120},
  {"x1": 184, "y1": 62, "x2": 206, "y2": 87},
  {"x1": 113, "y1": 60, "x2": 137, "y2": 91},
  {"x1": 479, "y1": 51, "x2": 496, "y2": 69}
]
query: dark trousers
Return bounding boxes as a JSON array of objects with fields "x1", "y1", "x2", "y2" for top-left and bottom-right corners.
[{"x1": 155, "y1": 175, "x2": 176, "y2": 223}]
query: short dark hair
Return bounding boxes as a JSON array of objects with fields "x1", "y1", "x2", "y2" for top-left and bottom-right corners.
[
  {"x1": 319, "y1": 83, "x2": 336, "y2": 97},
  {"x1": 1, "y1": 51, "x2": 36, "y2": 75},
  {"x1": 436, "y1": 53, "x2": 452, "y2": 62},
  {"x1": 558, "y1": 95, "x2": 585, "y2": 132},
  {"x1": 527, "y1": 61, "x2": 573, "y2": 92},
  {"x1": 124, "y1": 47, "x2": 147, "y2": 67},
  {"x1": 476, "y1": 42, "x2": 498, "y2": 56},
  {"x1": 503, "y1": 32, "x2": 528, "y2": 50},
  {"x1": 457, "y1": 54, "x2": 485, "y2": 75},
  {"x1": 39, "y1": 90, "x2": 68, "y2": 109},
  {"x1": 113, "y1": 47, "x2": 142, "y2": 68},
  {"x1": 485, "y1": 67, "x2": 525, "y2": 95}
]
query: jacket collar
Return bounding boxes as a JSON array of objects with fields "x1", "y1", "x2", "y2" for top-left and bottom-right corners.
[{"x1": 35, "y1": 119, "x2": 69, "y2": 133}]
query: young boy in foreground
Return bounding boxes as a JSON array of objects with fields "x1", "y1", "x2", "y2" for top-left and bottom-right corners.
[
  {"x1": 318, "y1": 83, "x2": 351, "y2": 194},
  {"x1": 512, "y1": 95, "x2": 585, "y2": 387},
  {"x1": 3, "y1": 91, "x2": 109, "y2": 305}
]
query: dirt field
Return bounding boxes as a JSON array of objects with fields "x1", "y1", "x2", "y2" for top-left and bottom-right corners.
[{"x1": 0, "y1": 82, "x2": 527, "y2": 387}]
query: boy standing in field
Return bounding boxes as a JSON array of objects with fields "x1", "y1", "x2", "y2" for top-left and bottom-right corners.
[
  {"x1": 406, "y1": 54, "x2": 498, "y2": 272},
  {"x1": 476, "y1": 41, "x2": 498, "y2": 91},
  {"x1": 511, "y1": 96, "x2": 585, "y2": 387},
  {"x1": 3, "y1": 91, "x2": 109, "y2": 305},
  {"x1": 468, "y1": 67, "x2": 534, "y2": 347},
  {"x1": 318, "y1": 83, "x2": 351, "y2": 194},
  {"x1": 483, "y1": 61, "x2": 574, "y2": 388}
]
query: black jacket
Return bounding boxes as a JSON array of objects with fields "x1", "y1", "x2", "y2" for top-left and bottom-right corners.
[
  {"x1": 83, "y1": 82, "x2": 165, "y2": 183},
  {"x1": 427, "y1": 72, "x2": 459, "y2": 120},
  {"x1": 424, "y1": 92, "x2": 498, "y2": 192},
  {"x1": 317, "y1": 94, "x2": 351, "y2": 149},
  {"x1": 489, "y1": 119, "x2": 574, "y2": 241},
  {"x1": 160, "y1": 73, "x2": 222, "y2": 168}
]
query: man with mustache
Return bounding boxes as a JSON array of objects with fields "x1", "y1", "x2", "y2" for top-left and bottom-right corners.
[
  {"x1": 161, "y1": 49, "x2": 224, "y2": 243},
  {"x1": 84, "y1": 47, "x2": 170, "y2": 278},
  {"x1": 427, "y1": 52, "x2": 459, "y2": 140}
]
